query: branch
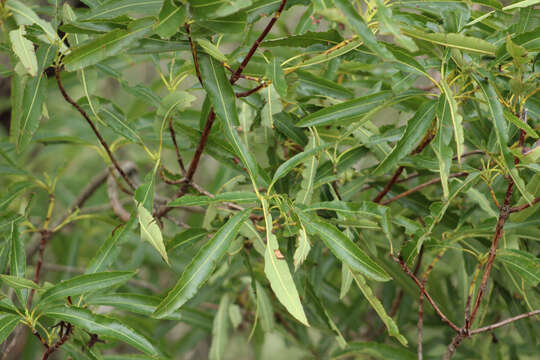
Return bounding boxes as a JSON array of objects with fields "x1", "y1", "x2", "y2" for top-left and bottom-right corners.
[
  {"x1": 381, "y1": 172, "x2": 469, "y2": 205},
  {"x1": 470, "y1": 310, "x2": 540, "y2": 335},
  {"x1": 41, "y1": 323, "x2": 72, "y2": 360},
  {"x1": 509, "y1": 196, "x2": 540, "y2": 213},
  {"x1": 374, "y1": 131, "x2": 435, "y2": 203},
  {"x1": 229, "y1": 0, "x2": 288, "y2": 84},
  {"x1": 392, "y1": 254, "x2": 460, "y2": 332},
  {"x1": 27, "y1": 230, "x2": 50, "y2": 307},
  {"x1": 185, "y1": 23, "x2": 202, "y2": 85},
  {"x1": 168, "y1": 117, "x2": 186, "y2": 176},
  {"x1": 55, "y1": 67, "x2": 136, "y2": 191},
  {"x1": 236, "y1": 82, "x2": 269, "y2": 98}
]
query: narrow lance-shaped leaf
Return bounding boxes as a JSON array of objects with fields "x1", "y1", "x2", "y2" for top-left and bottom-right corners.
[
  {"x1": 297, "y1": 92, "x2": 393, "y2": 127},
  {"x1": 434, "y1": 94, "x2": 454, "y2": 198},
  {"x1": 295, "y1": 135, "x2": 319, "y2": 205},
  {"x1": 0, "y1": 314, "x2": 20, "y2": 344},
  {"x1": 334, "y1": 0, "x2": 394, "y2": 59},
  {"x1": 137, "y1": 204, "x2": 169, "y2": 264},
  {"x1": 266, "y1": 57, "x2": 287, "y2": 98},
  {"x1": 497, "y1": 249, "x2": 540, "y2": 286},
  {"x1": 9, "y1": 26, "x2": 37, "y2": 76},
  {"x1": 10, "y1": 220, "x2": 27, "y2": 306},
  {"x1": 255, "y1": 281, "x2": 275, "y2": 332},
  {"x1": 154, "y1": 0, "x2": 186, "y2": 38},
  {"x1": 293, "y1": 227, "x2": 311, "y2": 271},
  {"x1": 473, "y1": 75, "x2": 534, "y2": 203},
  {"x1": 351, "y1": 272, "x2": 408, "y2": 346},
  {"x1": 440, "y1": 78, "x2": 464, "y2": 162},
  {"x1": 373, "y1": 100, "x2": 437, "y2": 175},
  {"x1": 63, "y1": 17, "x2": 154, "y2": 71},
  {"x1": 198, "y1": 54, "x2": 259, "y2": 186},
  {"x1": 0, "y1": 275, "x2": 41, "y2": 290},
  {"x1": 44, "y1": 306, "x2": 162, "y2": 357},
  {"x1": 209, "y1": 294, "x2": 230, "y2": 360},
  {"x1": 333, "y1": 341, "x2": 416, "y2": 360},
  {"x1": 86, "y1": 216, "x2": 136, "y2": 274},
  {"x1": 261, "y1": 198, "x2": 309, "y2": 326},
  {"x1": 169, "y1": 191, "x2": 258, "y2": 207},
  {"x1": 298, "y1": 212, "x2": 390, "y2": 282},
  {"x1": 154, "y1": 210, "x2": 251, "y2": 318},
  {"x1": 269, "y1": 144, "x2": 330, "y2": 190},
  {"x1": 40, "y1": 272, "x2": 135, "y2": 303},
  {"x1": 80, "y1": 0, "x2": 162, "y2": 20},
  {"x1": 402, "y1": 28, "x2": 496, "y2": 55},
  {"x1": 15, "y1": 44, "x2": 55, "y2": 152}
]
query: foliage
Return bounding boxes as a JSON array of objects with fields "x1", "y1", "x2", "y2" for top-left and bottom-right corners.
[{"x1": 0, "y1": 0, "x2": 539, "y2": 359}]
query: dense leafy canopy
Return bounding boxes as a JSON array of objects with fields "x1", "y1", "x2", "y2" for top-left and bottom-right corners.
[{"x1": 0, "y1": 0, "x2": 539, "y2": 359}]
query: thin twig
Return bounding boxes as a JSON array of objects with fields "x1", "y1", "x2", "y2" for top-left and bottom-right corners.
[
  {"x1": 236, "y1": 82, "x2": 269, "y2": 98},
  {"x1": 374, "y1": 131, "x2": 434, "y2": 203},
  {"x1": 509, "y1": 196, "x2": 540, "y2": 213},
  {"x1": 185, "y1": 23, "x2": 202, "y2": 85},
  {"x1": 27, "y1": 230, "x2": 50, "y2": 307},
  {"x1": 229, "y1": 0, "x2": 288, "y2": 84},
  {"x1": 469, "y1": 310, "x2": 540, "y2": 335},
  {"x1": 392, "y1": 254, "x2": 460, "y2": 332},
  {"x1": 168, "y1": 117, "x2": 186, "y2": 176},
  {"x1": 381, "y1": 172, "x2": 469, "y2": 205},
  {"x1": 41, "y1": 323, "x2": 72, "y2": 360},
  {"x1": 55, "y1": 67, "x2": 135, "y2": 191}
]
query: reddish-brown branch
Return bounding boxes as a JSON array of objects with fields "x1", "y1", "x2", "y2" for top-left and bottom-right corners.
[
  {"x1": 381, "y1": 172, "x2": 469, "y2": 205},
  {"x1": 236, "y1": 82, "x2": 269, "y2": 98},
  {"x1": 392, "y1": 254, "x2": 460, "y2": 332},
  {"x1": 509, "y1": 196, "x2": 540, "y2": 213},
  {"x1": 470, "y1": 310, "x2": 540, "y2": 335},
  {"x1": 169, "y1": 117, "x2": 186, "y2": 176},
  {"x1": 185, "y1": 23, "x2": 202, "y2": 85},
  {"x1": 55, "y1": 67, "x2": 135, "y2": 191},
  {"x1": 373, "y1": 132, "x2": 435, "y2": 203},
  {"x1": 186, "y1": 111, "x2": 216, "y2": 181},
  {"x1": 41, "y1": 323, "x2": 72, "y2": 360},
  {"x1": 27, "y1": 230, "x2": 50, "y2": 307},
  {"x1": 229, "y1": 0, "x2": 287, "y2": 84},
  {"x1": 467, "y1": 180, "x2": 514, "y2": 329}
]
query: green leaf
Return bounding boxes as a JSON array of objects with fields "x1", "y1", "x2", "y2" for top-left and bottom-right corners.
[
  {"x1": 198, "y1": 54, "x2": 259, "y2": 186},
  {"x1": 199, "y1": 12, "x2": 247, "y2": 34},
  {"x1": 0, "y1": 314, "x2": 20, "y2": 344},
  {"x1": 262, "y1": 29, "x2": 343, "y2": 47},
  {"x1": 15, "y1": 45, "x2": 55, "y2": 152},
  {"x1": 440, "y1": 78, "x2": 464, "y2": 162},
  {"x1": 433, "y1": 94, "x2": 454, "y2": 198},
  {"x1": 169, "y1": 191, "x2": 257, "y2": 207},
  {"x1": 296, "y1": 70, "x2": 353, "y2": 100},
  {"x1": 269, "y1": 143, "x2": 329, "y2": 190},
  {"x1": 154, "y1": 0, "x2": 186, "y2": 38},
  {"x1": 266, "y1": 57, "x2": 287, "y2": 98},
  {"x1": 9, "y1": 220, "x2": 27, "y2": 306},
  {"x1": 154, "y1": 210, "x2": 251, "y2": 318},
  {"x1": 297, "y1": 92, "x2": 392, "y2": 127},
  {"x1": 502, "y1": 0, "x2": 540, "y2": 11},
  {"x1": 373, "y1": 100, "x2": 437, "y2": 175},
  {"x1": 261, "y1": 198, "x2": 309, "y2": 326},
  {"x1": 504, "y1": 110, "x2": 538, "y2": 139},
  {"x1": 209, "y1": 294, "x2": 230, "y2": 360},
  {"x1": 497, "y1": 249, "x2": 540, "y2": 286},
  {"x1": 299, "y1": 215, "x2": 390, "y2": 281},
  {"x1": 402, "y1": 28, "x2": 496, "y2": 55},
  {"x1": 40, "y1": 272, "x2": 134, "y2": 303},
  {"x1": 0, "y1": 274, "x2": 40, "y2": 290},
  {"x1": 80, "y1": 0, "x2": 162, "y2": 20},
  {"x1": 64, "y1": 17, "x2": 154, "y2": 71},
  {"x1": 351, "y1": 272, "x2": 407, "y2": 346},
  {"x1": 44, "y1": 306, "x2": 162, "y2": 357},
  {"x1": 137, "y1": 203, "x2": 169, "y2": 264},
  {"x1": 86, "y1": 216, "x2": 137, "y2": 274},
  {"x1": 334, "y1": 0, "x2": 393, "y2": 59},
  {"x1": 255, "y1": 281, "x2": 274, "y2": 332},
  {"x1": 6, "y1": 0, "x2": 61, "y2": 48},
  {"x1": 293, "y1": 227, "x2": 311, "y2": 271},
  {"x1": 167, "y1": 228, "x2": 208, "y2": 252},
  {"x1": 196, "y1": 38, "x2": 228, "y2": 63},
  {"x1": 9, "y1": 26, "x2": 37, "y2": 77},
  {"x1": 333, "y1": 341, "x2": 416, "y2": 360},
  {"x1": 375, "y1": 0, "x2": 417, "y2": 52}
]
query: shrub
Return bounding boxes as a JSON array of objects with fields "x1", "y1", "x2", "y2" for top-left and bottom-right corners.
[{"x1": 0, "y1": 0, "x2": 538, "y2": 359}]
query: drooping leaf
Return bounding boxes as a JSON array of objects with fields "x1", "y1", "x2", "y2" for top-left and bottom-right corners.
[
  {"x1": 9, "y1": 26, "x2": 37, "y2": 76},
  {"x1": 373, "y1": 100, "x2": 437, "y2": 175},
  {"x1": 137, "y1": 204, "x2": 169, "y2": 264},
  {"x1": 0, "y1": 314, "x2": 20, "y2": 344},
  {"x1": 402, "y1": 28, "x2": 496, "y2": 55},
  {"x1": 40, "y1": 272, "x2": 134, "y2": 304},
  {"x1": 209, "y1": 294, "x2": 230, "y2": 360},
  {"x1": 44, "y1": 306, "x2": 162, "y2": 357},
  {"x1": 351, "y1": 272, "x2": 407, "y2": 346},
  {"x1": 0, "y1": 275, "x2": 40, "y2": 290},
  {"x1": 297, "y1": 92, "x2": 393, "y2": 127},
  {"x1": 266, "y1": 57, "x2": 287, "y2": 98},
  {"x1": 255, "y1": 281, "x2": 274, "y2": 332},
  {"x1": 168, "y1": 191, "x2": 257, "y2": 207},
  {"x1": 261, "y1": 198, "x2": 308, "y2": 326},
  {"x1": 154, "y1": 210, "x2": 251, "y2": 318}
]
